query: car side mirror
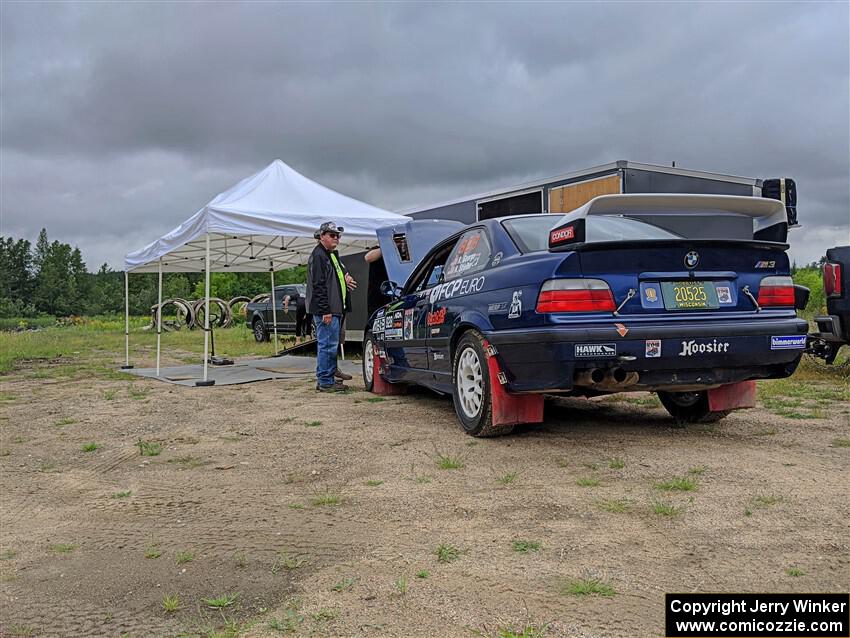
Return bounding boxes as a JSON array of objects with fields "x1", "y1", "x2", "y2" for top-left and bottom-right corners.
[
  {"x1": 380, "y1": 280, "x2": 403, "y2": 299},
  {"x1": 793, "y1": 284, "x2": 810, "y2": 311}
]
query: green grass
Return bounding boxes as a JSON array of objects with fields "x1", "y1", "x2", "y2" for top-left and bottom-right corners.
[
  {"x1": 608, "y1": 457, "x2": 625, "y2": 469},
  {"x1": 52, "y1": 543, "x2": 77, "y2": 553},
  {"x1": 652, "y1": 501, "x2": 681, "y2": 517},
  {"x1": 268, "y1": 609, "x2": 304, "y2": 633},
  {"x1": 394, "y1": 575, "x2": 408, "y2": 595},
  {"x1": 559, "y1": 577, "x2": 616, "y2": 597},
  {"x1": 306, "y1": 420, "x2": 322, "y2": 427},
  {"x1": 167, "y1": 455, "x2": 208, "y2": 469},
  {"x1": 786, "y1": 567, "x2": 805, "y2": 577},
  {"x1": 1, "y1": 549, "x2": 17, "y2": 560},
  {"x1": 311, "y1": 488, "x2": 342, "y2": 506},
  {"x1": 137, "y1": 440, "x2": 161, "y2": 456},
  {"x1": 654, "y1": 476, "x2": 697, "y2": 492},
  {"x1": 365, "y1": 479, "x2": 383, "y2": 487},
  {"x1": 688, "y1": 466, "x2": 707, "y2": 475},
  {"x1": 831, "y1": 438, "x2": 850, "y2": 448},
  {"x1": 310, "y1": 608, "x2": 338, "y2": 622},
  {"x1": 576, "y1": 477, "x2": 600, "y2": 487},
  {"x1": 497, "y1": 624, "x2": 550, "y2": 638},
  {"x1": 175, "y1": 549, "x2": 194, "y2": 565},
  {"x1": 128, "y1": 385, "x2": 150, "y2": 400},
  {"x1": 111, "y1": 490, "x2": 132, "y2": 499},
  {"x1": 145, "y1": 545, "x2": 162, "y2": 559},
  {"x1": 596, "y1": 499, "x2": 630, "y2": 513},
  {"x1": 81, "y1": 442, "x2": 100, "y2": 453},
  {"x1": 7, "y1": 626, "x2": 36, "y2": 637},
  {"x1": 161, "y1": 594, "x2": 180, "y2": 613},
  {"x1": 271, "y1": 551, "x2": 305, "y2": 572},
  {"x1": 331, "y1": 576, "x2": 357, "y2": 592},
  {"x1": 203, "y1": 593, "x2": 238, "y2": 608},
  {"x1": 435, "y1": 543, "x2": 461, "y2": 563},
  {"x1": 435, "y1": 454, "x2": 464, "y2": 470},
  {"x1": 55, "y1": 417, "x2": 77, "y2": 427},
  {"x1": 366, "y1": 397, "x2": 385, "y2": 403},
  {"x1": 752, "y1": 494, "x2": 783, "y2": 508},
  {"x1": 512, "y1": 540, "x2": 541, "y2": 553},
  {"x1": 287, "y1": 503, "x2": 305, "y2": 510},
  {"x1": 497, "y1": 471, "x2": 518, "y2": 484},
  {"x1": 416, "y1": 570, "x2": 429, "y2": 579}
]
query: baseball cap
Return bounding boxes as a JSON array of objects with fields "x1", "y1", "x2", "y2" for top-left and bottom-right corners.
[{"x1": 317, "y1": 221, "x2": 344, "y2": 236}]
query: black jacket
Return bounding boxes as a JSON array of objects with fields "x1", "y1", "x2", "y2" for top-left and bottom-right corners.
[{"x1": 306, "y1": 243, "x2": 351, "y2": 315}]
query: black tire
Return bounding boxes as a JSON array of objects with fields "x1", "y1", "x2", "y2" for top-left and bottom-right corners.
[
  {"x1": 451, "y1": 330, "x2": 514, "y2": 437},
  {"x1": 362, "y1": 331, "x2": 375, "y2": 392},
  {"x1": 252, "y1": 318, "x2": 268, "y2": 343},
  {"x1": 657, "y1": 390, "x2": 730, "y2": 425}
]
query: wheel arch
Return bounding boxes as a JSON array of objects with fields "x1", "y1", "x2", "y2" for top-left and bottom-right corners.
[{"x1": 449, "y1": 311, "x2": 492, "y2": 363}]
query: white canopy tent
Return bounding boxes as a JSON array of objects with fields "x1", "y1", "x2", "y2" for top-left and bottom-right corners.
[{"x1": 123, "y1": 159, "x2": 410, "y2": 385}]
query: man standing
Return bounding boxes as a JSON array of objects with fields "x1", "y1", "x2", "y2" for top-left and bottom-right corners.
[{"x1": 306, "y1": 222, "x2": 356, "y2": 392}]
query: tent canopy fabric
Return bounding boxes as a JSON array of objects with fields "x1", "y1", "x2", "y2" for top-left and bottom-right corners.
[{"x1": 124, "y1": 159, "x2": 411, "y2": 273}]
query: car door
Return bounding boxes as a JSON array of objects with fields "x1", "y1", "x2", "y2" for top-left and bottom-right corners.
[{"x1": 428, "y1": 228, "x2": 492, "y2": 378}]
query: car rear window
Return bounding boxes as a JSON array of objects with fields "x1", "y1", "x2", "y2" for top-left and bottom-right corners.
[{"x1": 502, "y1": 215, "x2": 681, "y2": 253}]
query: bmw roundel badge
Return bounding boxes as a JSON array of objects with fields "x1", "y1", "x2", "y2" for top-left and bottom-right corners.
[{"x1": 684, "y1": 251, "x2": 699, "y2": 269}]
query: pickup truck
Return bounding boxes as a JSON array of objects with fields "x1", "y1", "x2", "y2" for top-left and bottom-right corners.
[
  {"x1": 246, "y1": 284, "x2": 308, "y2": 342},
  {"x1": 809, "y1": 245, "x2": 849, "y2": 364}
]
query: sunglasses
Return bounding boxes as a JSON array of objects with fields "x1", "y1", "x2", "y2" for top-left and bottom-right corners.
[{"x1": 325, "y1": 232, "x2": 340, "y2": 239}]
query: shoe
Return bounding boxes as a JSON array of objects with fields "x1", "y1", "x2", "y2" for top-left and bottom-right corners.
[
  {"x1": 334, "y1": 369, "x2": 353, "y2": 381},
  {"x1": 315, "y1": 382, "x2": 348, "y2": 393}
]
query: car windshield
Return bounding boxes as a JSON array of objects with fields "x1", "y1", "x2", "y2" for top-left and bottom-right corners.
[
  {"x1": 294, "y1": 284, "x2": 306, "y2": 296},
  {"x1": 502, "y1": 215, "x2": 682, "y2": 253}
]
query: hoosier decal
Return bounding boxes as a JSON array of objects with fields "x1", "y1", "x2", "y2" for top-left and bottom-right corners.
[
  {"x1": 678, "y1": 339, "x2": 730, "y2": 356},
  {"x1": 574, "y1": 343, "x2": 617, "y2": 358}
]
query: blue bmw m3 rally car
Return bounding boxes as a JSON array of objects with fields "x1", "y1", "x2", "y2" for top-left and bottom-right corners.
[{"x1": 362, "y1": 194, "x2": 809, "y2": 436}]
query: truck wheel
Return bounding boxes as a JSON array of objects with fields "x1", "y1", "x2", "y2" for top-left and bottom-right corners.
[
  {"x1": 252, "y1": 319, "x2": 268, "y2": 343},
  {"x1": 451, "y1": 330, "x2": 513, "y2": 437},
  {"x1": 362, "y1": 331, "x2": 375, "y2": 392},
  {"x1": 657, "y1": 390, "x2": 730, "y2": 425}
]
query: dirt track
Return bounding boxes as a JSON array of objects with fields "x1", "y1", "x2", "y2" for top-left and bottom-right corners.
[{"x1": 1, "y1": 357, "x2": 848, "y2": 637}]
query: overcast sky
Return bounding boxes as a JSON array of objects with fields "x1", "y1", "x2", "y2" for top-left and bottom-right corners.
[{"x1": 1, "y1": 1, "x2": 848, "y2": 269}]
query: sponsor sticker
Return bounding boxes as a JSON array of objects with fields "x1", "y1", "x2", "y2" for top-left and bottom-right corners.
[
  {"x1": 508, "y1": 290, "x2": 523, "y2": 319},
  {"x1": 645, "y1": 287, "x2": 658, "y2": 302},
  {"x1": 432, "y1": 352, "x2": 445, "y2": 361},
  {"x1": 385, "y1": 310, "x2": 404, "y2": 339},
  {"x1": 403, "y1": 308, "x2": 414, "y2": 340},
  {"x1": 615, "y1": 323, "x2": 629, "y2": 337},
  {"x1": 574, "y1": 343, "x2": 617, "y2": 358},
  {"x1": 678, "y1": 339, "x2": 730, "y2": 356},
  {"x1": 645, "y1": 339, "x2": 661, "y2": 358},
  {"x1": 429, "y1": 275, "x2": 486, "y2": 304},
  {"x1": 550, "y1": 225, "x2": 575, "y2": 245},
  {"x1": 491, "y1": 251, "x2": 503, "y2": 267},
  {"x1": 770, "y1": 335, "x2": 807, "y2": 350},
  {"x1": 488, "y1": 302, "x2": 509, "y2": 314},
  {"x1": 716, "y1": 286, "x2": 733, "y2": 304},
  {"x1": 426, "y1": 307, "x2": 447, "y2": 326}
]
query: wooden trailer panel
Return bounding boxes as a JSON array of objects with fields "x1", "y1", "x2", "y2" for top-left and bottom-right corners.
[{"x1": 548, "y1": 174, "x2": 621, "y2": 213}]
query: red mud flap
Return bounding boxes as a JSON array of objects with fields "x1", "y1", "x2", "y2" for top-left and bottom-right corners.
[
  {"x1": 707, "y1": 380, "x2": 756, "y2": 412},
  {"x1": 371, "y1": 353, "x2": 405, "y2": 396},
  {"x1": 483, "y1": 340, "x2": 544, "y2": 427}
]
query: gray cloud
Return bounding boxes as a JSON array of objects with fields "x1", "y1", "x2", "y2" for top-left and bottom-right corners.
[{"x1": 1, "y1": 1, "x2": 847, "y2": 269}]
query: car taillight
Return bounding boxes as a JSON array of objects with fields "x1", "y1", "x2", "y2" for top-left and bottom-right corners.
[
  {"x1": 757, "y1": 275, "x2": 795, "y2": 307},
  {"x1": 537, "y1": 279, "x2": 615, "y2": 312},
  {"x1": 823, "y1": 262, "x2": 842, "y2": 298}
]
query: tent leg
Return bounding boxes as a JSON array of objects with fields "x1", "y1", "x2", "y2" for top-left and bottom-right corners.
[
  {"x1": 196, "y1": 233, "x2": 214, "y2": 386},
  {"x1": 270, "y1": 264, "x2": 279, "y2": 353},
  {"x1": 120, "y1": 271, "x2": 133, "y2": 369},
  {"x1": 156, "y1": 259, "x2": 163, "y2": 376}
]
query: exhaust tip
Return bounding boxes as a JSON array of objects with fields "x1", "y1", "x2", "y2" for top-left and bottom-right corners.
[
  {"x1": 590, "y1": 368, "x2": 605, "y2": 384},
  {"x1": 611, "y1": 367, "x2": 627, "y2": 383}
]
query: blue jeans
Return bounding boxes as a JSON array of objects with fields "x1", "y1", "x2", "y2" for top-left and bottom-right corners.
[{"x1": 314, "y1": 314, "x2": 340, "y2": 388}]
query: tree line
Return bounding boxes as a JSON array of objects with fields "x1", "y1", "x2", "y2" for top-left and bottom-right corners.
[
  {"x1": 0, "y1": 229, "x2": 306, "y2": 318},
  {"x1": 0, "y1": 229, "x2": 830, "y2": 320}
]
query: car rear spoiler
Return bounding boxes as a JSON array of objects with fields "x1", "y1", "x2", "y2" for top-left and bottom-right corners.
[{"x1": 548, "y1": 193, "x2": 789, "y2": 251}]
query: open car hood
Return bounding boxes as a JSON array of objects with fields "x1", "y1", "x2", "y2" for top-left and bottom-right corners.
[{"x1": 377, "y1": 219, "x2": 465, "y2": 287}]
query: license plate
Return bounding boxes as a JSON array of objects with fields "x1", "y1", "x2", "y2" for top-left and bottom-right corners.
[{"x1": 661, "y1": 281, "x2": 719, "y2": 310}]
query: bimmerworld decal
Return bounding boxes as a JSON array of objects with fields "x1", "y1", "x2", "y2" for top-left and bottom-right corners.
[{"x1": 770, "y1": 335, "x2": 807, "y2": 350}]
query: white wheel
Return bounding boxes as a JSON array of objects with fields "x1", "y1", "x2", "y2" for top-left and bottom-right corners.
[
  {"x1": 456, "y1": 346, "x2": 484, "y2": 419},
  {"x1": 364, "y1": 338, "x2": 374, "y2": 385}
]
